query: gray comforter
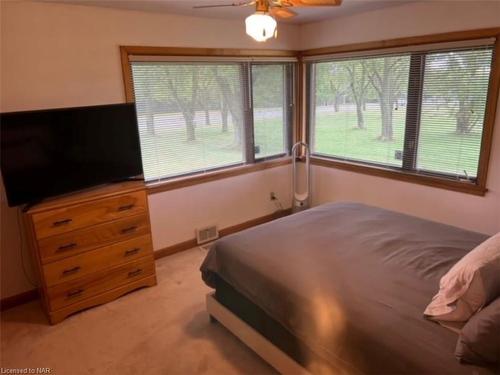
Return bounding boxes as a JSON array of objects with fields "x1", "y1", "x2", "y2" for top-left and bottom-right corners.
[{"x1": 201, "y1": 202, "x2": 492, "y2": 374}]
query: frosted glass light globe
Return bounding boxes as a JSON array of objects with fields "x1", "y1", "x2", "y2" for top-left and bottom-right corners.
[{"x1": 245, "y1": 13, "x2": 277, "y2": 42}]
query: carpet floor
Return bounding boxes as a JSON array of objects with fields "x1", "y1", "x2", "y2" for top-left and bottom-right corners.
[{"x1": 0, "y1": 248, "x2": 276, "y2": 375}]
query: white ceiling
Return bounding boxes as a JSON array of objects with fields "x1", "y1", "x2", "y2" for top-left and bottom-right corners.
[{"x1": 42, "y1": 0, "x2": 417, "y2": 24}]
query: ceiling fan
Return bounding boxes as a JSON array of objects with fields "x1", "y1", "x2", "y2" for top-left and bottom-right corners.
[{"x1": 194, "y1": 0, "x2": 342, "y2": 42}]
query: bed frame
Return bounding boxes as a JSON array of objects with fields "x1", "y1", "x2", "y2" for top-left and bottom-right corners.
[{"x1": 206, "y1": 293, "x2": 310, "y2": 375}]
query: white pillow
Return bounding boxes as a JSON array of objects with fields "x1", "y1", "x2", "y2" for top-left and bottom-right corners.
[{"x1": 424, "y1": 232, "x2": 500, "y2": 322}]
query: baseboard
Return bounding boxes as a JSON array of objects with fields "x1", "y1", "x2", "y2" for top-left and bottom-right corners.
[
  {"x1": 1, "y1": 208, "x2": 292, "y2": 311},
  {"x1": 154, "y1": 208, "x2": 292, "y2": 260},
  {"x1": 0, "y1": 288, "x2": 39, "y2": 311},
  {"x1": 153, "y1": 238, "x2": 199, "y2": 259},
  {"x1": 219, "y1": 208, "x2": 292, "y2": 237}
]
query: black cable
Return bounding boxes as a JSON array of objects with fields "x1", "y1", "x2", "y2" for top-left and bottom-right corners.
[{"x1": 271, "y1": 194, "x2": 284, "y2": 211}]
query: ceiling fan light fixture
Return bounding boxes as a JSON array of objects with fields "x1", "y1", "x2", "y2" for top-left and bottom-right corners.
[{"x1": 245, "y1": 12, "x2": 277, "y2": 42}]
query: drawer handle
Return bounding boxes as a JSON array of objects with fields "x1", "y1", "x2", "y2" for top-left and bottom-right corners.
[
  {"x1": 52, "y1": 218, "x2": 73, "y2": 227},
  {"x1": 62, "y1": 266, "x2": 81, "y2": 276},
  {"x1": 121, "y1": 226, "x2": 138, "y2": 234},
  {"x1": 66, "y1": 289, "x2": 84, "y2": 299},
  {"x1": 118, "y1": 204, "x2": 134, "y2": 212},
  {"x1": 124, "y1": 248, "x2": 140, "y2": 257},
  {"x1": 128, "y1": 269, "x2": 143, "y2": 278},
  {"x1": 57, "y1": 243, "x2": 77, "y2": 252}
]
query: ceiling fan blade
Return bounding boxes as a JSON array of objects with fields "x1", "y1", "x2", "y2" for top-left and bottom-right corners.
[
  {"x1": 270, "y1": 7, "x2": 297, "y2": 19},
  {"x1": 288, "y1": 0, "x2": 342, "y2": 6},
  {"x1": 193, "y1": 1, "x2": 255, "y2": 9}
]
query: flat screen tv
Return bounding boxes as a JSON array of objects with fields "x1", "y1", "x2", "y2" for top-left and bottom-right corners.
[{"x1": 1, "y1": 103, "x2": 143, "y2": 207}]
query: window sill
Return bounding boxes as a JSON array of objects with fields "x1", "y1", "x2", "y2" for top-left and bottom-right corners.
[
  {"x1": 311, "y1": 156, "x2": 487, "y2": 196},
  {"x1": 147, "y1": 157, "x2": 292, "y2": 195}
]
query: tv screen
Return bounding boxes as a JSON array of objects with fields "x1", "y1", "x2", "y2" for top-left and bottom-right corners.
[{"x1": 1, "y1": 103, "x2": 143, "y2": 207}]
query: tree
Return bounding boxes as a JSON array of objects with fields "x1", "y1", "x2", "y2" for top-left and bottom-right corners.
[
  {"x1": 329, "y1": 77, "x2": 346, "y2": 113},
  {"x1": 136, "y1": 64, "x2": 202, "y2": 141},
  {"x1": 197, "y1": 67, "x2": 216, "y2": 126},
  {"x1": 424, "y1": 50, "x2": 491, "y2": 135},
  {"x1": 165, "y1": 66, "x2": 200, "y2": 141},
  {"x1": 212, "y1": 65, "x2": 245, "y2": 146},
  {"x1": 132, "y1": 65, "x2": 164, "y2": 136},
  {"x1": 367, "y1": 56, "x2": 409, "y2": 141},
  {"x1": 252, "y1": 64, "x2": 284, "y2": 109},
  {"x1": 344, "y1": 61, "x2": 370, "y2": 129},
  {"x1": 219, "y1": 93, "x2": 229, "y2": 132},
  {"x1": 314, "y1": 62, "x2": 348, "y2": 112}
]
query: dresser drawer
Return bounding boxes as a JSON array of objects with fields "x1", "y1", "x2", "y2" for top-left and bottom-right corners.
[
  {"x1": 38, "y1": 214, "x2": 150, "y2": 263},
  {"x1": 32, "y1": 191, "x2": 148, "y2": 240},
  {"x1": 43, "y1": 234, "x2": 153, "y2": 286},
  {"x1": 47, "y1": 256, "x2": 155, "y2": 311}
]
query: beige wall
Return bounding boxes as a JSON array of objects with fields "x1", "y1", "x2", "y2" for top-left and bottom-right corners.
[
  {"x1": 299, "y1": 1, "x2": 500, "y2": 50},
  {"x1": 300, "y1": 1, "x2": 500, "y2": 235},
  {"x1": 0, "y1": 1, "x2": 298, "y2": 299},
  {"x1": 0, "y1": 1, "x2": 300, "y2": 112},
  {"x1": 149, "y1": 167, "x2": 291, "y2": 250}
]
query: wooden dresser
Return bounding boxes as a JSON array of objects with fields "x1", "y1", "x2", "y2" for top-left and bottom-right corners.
[{"x1": 23, "y1": 181, "x2": 157, "y2": 324}]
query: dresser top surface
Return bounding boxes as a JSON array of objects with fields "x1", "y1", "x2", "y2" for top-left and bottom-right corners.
[{"x1": 26, "y1": 181, "x2": 146, "y2": 214}]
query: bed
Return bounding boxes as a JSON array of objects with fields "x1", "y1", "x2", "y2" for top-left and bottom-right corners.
[{"x1": 200, "y1": 202, "x2": 496, "y2": 374}]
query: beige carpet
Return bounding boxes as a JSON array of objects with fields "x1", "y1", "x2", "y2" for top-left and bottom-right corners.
[{"x1": 0, "y1": 248, "x2": 276, "y2": 375}]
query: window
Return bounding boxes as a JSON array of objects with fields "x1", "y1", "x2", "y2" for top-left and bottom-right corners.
[
  {"x1": 129, "y1": 58, "x2": 294, "y2": 182},
  {"x1": 310, "y1": 55, "x2": 411, "y2": 168},
  {"x1": 307, "y1": 41, "x2": 496, "y2": 191},
  {"x1": 416, "y1": 49, "x2": 492, "y2": 178},
  {"x1": 252, "y1": 64, "x2": 293, "y2": 160}
]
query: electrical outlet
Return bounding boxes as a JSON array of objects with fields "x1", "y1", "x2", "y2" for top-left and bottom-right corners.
[{"x1": 270, "y1": 192, "x2": 277, "y2": 201}]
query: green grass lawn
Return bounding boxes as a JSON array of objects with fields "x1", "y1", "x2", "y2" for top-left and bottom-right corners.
[
  {"x1": 313, "y1": 107, "x2": 482, "y2": 177},
  {"x1": 313, "y1": 109, "x2": 406, "y2": 167},
  {"x1": 138, "y1": 107, "x2": 482, "y2": 181},
  {"x1": 139, "y1": 121, "x2": 244, "y2": 180},
  {"x1": 253, "y1": 115, "x2": 286, "y2": 158},
  {"x1": 138, "y1": 112, "x2": 288, "y2": 180}
]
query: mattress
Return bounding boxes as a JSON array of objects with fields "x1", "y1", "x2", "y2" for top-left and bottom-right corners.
[
  {"x1": 201, "y1": 202, "x2": 494, "y2": 374},
  {"x1": 214, "y1": 274, "x2": 337, "y2": 371}
]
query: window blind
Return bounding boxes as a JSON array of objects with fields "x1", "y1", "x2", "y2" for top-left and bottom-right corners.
[
  {"x1": 307, "y1": 43, "x2": 495, "y2": 183},
  {"x1": 131, "y1": 62, "x2": 248, "y2": 181},
  {"x1": 415, "y1": 47, "x2": 493, "y2": 179},
  {"x1": 129, "y1": 55, "x2": 298, "y2": 63}
]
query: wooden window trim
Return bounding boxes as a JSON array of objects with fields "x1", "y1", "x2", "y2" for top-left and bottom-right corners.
[
  {"x1": 120, "y1": 46, "x2": 299, "y2": 103},
  {"x1": 311, "y1": 156, "x2": 487, "y2": 196},
  {"x1": 120, "y1": 46, "x2": 299, "y2": 191},
  {"x1": 300, "y1": 28, "x2": 500, "y2": 57},
  {"x1": 120, "y1": 28, "x2": 500, "y2": 196},
  {"x1": 147, "y1": 157, "x2": 291, "y2": 195},
  {"x1": 302, "y1": 27, "x2": 500, "y2": 197}
]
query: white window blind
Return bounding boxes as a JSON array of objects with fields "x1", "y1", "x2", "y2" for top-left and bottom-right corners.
[
  {"x1": 416, "y1": 47, "x2": 493, "y2": 179},
  {"x1": 130, "y1": 60, "x2": 294, "y2": 182},
  {"x1": 308, "y1": 43, "x2": 494, "y2": 182},
  {"x1": 131, "y1": 62, "x2": 248, "y2": 181}
]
